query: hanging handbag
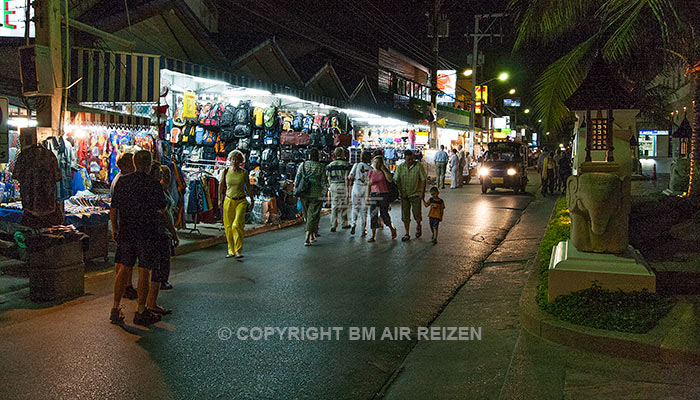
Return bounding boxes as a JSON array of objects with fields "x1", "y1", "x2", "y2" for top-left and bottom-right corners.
[
  {"x1": 280, "y1": 131, "x2": 297, "y2": 145},
  {"x1": 293, "y1": 162, "x2": 311, "y2": 198},
  {"x1": 333, "y1": 132, "x2": 352, "y2": 147},
  {"x1": 295, "y1": 131, "x2": 310, "y2": 146},
  {"x1": 386, "y1": 178, "x2": 399, "y2": 203}
]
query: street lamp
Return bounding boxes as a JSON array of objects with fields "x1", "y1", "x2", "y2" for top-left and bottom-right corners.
[
  {"x1": 509, "y1": 88, "x2": 516, "y2": 95},
  {"x1": 498, "y1": 72, "x2": 509, "y2": 81},
  {"x1": 524, "y1": 108, "x2": 531, "y2": 114},
  {"x1": 463, "y1": 69, "x2": 473, "y2": 77}
]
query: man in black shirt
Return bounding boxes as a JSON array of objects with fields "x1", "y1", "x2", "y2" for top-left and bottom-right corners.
[{"x1": 110, "y1": 150, "x2": 167, "y2": 326}]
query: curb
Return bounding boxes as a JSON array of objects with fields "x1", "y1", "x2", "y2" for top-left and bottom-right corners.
[{"x1": 518, "y1": 205, "x2": 700, "y2": 366}]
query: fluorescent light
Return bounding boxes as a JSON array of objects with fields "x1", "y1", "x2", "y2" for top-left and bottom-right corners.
[
  {"x1": 193, "y1": 76, "x2": 229, "y2": 86},
  {"x1": 252, "y1": 102, "x2": 269, "y2": 108},
  {"x1": 297, "y1": 109, "x2": 307, "y2": 114},
  {"x1": 240, "y1": 88, "x2": 272, "y2": 96},
  {"x1": 276, "y1": 94, "x2": 302, "y2": 102},
  {"x1": 8, "y1": 118, "x2": 37, "y2": 128}
]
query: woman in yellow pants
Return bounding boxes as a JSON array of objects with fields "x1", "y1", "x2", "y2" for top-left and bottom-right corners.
[{"x1": 219, "y1": 150, "x2": 254, "y2": 258}]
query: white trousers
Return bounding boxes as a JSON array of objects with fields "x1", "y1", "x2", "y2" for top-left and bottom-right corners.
[
  {"x1": 351, "y1": 183, "x2": 368, "y2": 232},
  {"x1": 330, "y1": 183, "x2": 349, "y2": 228}
]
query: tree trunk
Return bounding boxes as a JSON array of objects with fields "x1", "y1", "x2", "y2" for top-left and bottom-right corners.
[{"x1": 688, "y1": 70, "x2": 700, "y2": 198}]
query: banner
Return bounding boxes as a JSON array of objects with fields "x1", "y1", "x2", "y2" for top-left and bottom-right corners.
[
  {"x1": 183, "y1": 92, "x2": 197, "y2": 119},
  {"x1": 436, "y1": 70, "x2": 456, "y2": 103}
]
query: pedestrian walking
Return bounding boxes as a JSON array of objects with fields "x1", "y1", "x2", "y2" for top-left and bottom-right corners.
[
  {"x1": 367, "y1": 152, "x2": 397, "y2": 242},
  {"x1": 295, "y1": 148, "x2": 327, "y2": 246},
  {"x1": 449, "y1": 149, "x2": 459, "y2": 189},
  {"x1": 327, "y1": 147, "x2": 351, "y2": 232},
  {"x1": 110, "y1": 152, "x2": 137, "y2": 300},
  {"x1": 394, "y1": 150, "x2": 427, "y2": 241},
  {"x1": 537, "y1": 146, "x2": 548, "y2": 176},
  {"x1": 348, "y1": 150, "x2": 372, "y2": 236},
  {"x1": 219, "y1": 150, "x2": 254, "y2": 258},
  {"x1": 559, "y1": 152, "x2": 573, "y2": 194},
  {"x1": 434, "y1": 145, "x2": 449, "y2": 189},
  {"x1": 457, "y1": 145, "x2": 466, "y2": 187},
  {"x1": 110, "y1": 150, "x2": 167, "y2": 326},
  {"x1": 553, "y1": 150, "x2": 563, "y2": 191},
  {"x1": 423, "y1": 186, "x2": 445, "y2": 244},
  {"x1": 158, "y1": 165, "x2": 176, "y2": 291},
  {"x1": 541, "y1": 151, "x2": 556, "y2": 195},
  {"x1": 144, "y1": 163, "x2": 179, "y2": 317}
]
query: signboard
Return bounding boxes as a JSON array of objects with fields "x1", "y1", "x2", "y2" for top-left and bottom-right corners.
[
  {"x1": 504, "y1": 98, "x2": 521, "y2": 107},
  {"x1": 2, "y1": 0, "x2": 34, "y2": 38},
  {"x1": 475, "y1": 101, "x2": 482, "y2": 114},
  {"x1": 475, "y1": 85, "x2": 488, "y2": 104},
  {"x1": 415, "y1": 130, "x2": 429, "y2": 145},
  {"x1": 0, "y1": 97, "x2": 7, "y2": 163},
  {"x1": 638, "y1": 129, "x2": 669, "y2": 136},
  {"x1": 493, "y1": 130, "x2": 508, "y2": 139},
  {"x1": 183, "y1": 92, "x2": 197, "y2": 119},
  {"x1": 494, "y1": 117, "x2": 508, "y2": 130},
  {"x1": 436, "y1": 70, "x2": 456, "y2": 103}
]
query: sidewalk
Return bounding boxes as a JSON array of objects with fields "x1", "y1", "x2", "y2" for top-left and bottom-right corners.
[{"x1": 378, "y1": 190, "x2": 557, "y2": 399}]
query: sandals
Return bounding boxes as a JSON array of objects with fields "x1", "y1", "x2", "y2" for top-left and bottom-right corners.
[
  {"x1": 401, "y1": 235, "x2": 411, "y2": 242},
  {"x1": 391, "y1": 227, "x2": 397, "y2": 240},
  {"x1": 416, "y1": 226, "x2": 422, "y2": 238},
  {"x1": 225, "y1": 254, "x2": 235, "y2": 259},
  {"x1": 367, "y1": 237, "x2": 376, "y2": 243}
]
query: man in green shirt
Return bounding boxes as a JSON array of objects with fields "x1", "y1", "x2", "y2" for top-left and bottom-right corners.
[{"x1": 394, "y1": 150, "x2": 427, "y2": 241}]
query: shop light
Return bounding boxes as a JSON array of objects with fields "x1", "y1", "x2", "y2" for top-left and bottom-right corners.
[
  {"x1": 276, "y1": 94, "x2": 302, "y2": 102},
  {"x1": 193, "y1": 76, "x2": 230, "y2": 86},
  {"x1": 239, "y1": 88, "x2": 272, "y2": 96},
  {"x1": 343, "y1": 109, "x2": 379, "y2": 118},
  {"x1": 8, "y1": 118, "x2": 37, "y2": 128},
  {"x1": 252, "y1": 102, "x2": 270, "y2": 109}
]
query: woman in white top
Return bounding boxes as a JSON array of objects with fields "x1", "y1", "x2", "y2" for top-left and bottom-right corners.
[
  {"x1": 348, "y1": 150, "x2": 372, "y2": 236},
  {"x1": 450, "y1": 148, "x2": 459, "y2": 189}
]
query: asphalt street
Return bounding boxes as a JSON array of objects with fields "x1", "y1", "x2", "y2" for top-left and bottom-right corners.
[{"x1": 0, "y1": 176, "x2": 550, "y2": 400}]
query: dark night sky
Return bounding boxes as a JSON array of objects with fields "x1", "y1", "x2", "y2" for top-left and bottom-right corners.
[{"x1": 214, "y1": 0, "x2": 556, "y2": 108}]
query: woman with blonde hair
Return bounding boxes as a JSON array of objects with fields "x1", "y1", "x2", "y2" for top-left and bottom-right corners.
[
  {"x1": 219, "y1": 150, "x2": 254, "y2": 258},
  {"x1": 367, "y1": 151, "x2": 397, "y2": 242}
]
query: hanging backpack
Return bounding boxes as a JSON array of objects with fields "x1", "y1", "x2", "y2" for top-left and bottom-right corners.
[
  {"x1": 233, "y1": 124, "x2": 251, "y2": 138},
  {"x1": 180, "y1": 124, "x2": 195, "y2": 145},
  {"x1": 312, "y1": 114, "x2": 323, "y2": 132},
  {"x1": 215, "y1": 135, "x2": 227, "y2": 155},
  {"x1": 282, "y1": 113, "x2": 293, "y2": 131},
  {"x1": 220, "y1": 105, "x2": 236, "y2": 128},
  {"x1": 261, "y1": 148, "x2": 279, "y2": 171},
  {"x1": 235, "y1": 102, "x2": 251, "y2": 125},
  {"x1": 285, "y1": 162, "x2": 297, "y2": 179},
  {"x1": 292, "y1": 148, "x2": 304, "y2": 162},
  {"x1": 309, "y1": 130, "x2": 322, "y2": 148},
  {"x1": 264, "y1": 128, "x2": 279, "y2": 146},
  {"x1": 280, "y1": 145, "x2": 294, "y2": 161},
  {"x1": 330, "y1": 116, "x2": 341, "y2": 135},
  {"x1": 194, "y1": 126, "x2": 205, "y2": 145},
  {"x1": 202, "y1": 129, "x2": 217, "y2": 147},
  {"x1": 293, "y1": 113, "x2": 304, "y2": 131},
  {"x1": 322, "y1": 131, "x2": 334, "y2": 148},
  {"x1": 237, "y1": 138, "x2": 251, "y2": 151},
  {"x1": 319, "y1": 149, "x2": 331, "y2": 163},
  {"x1": 321, "y1": 116, "x2": 331, "y2": 133},
  {"x1": 205, "y1": 104, "x2": 224, "y2": 127},
  {"x1": 253, "y1": 107, "x2": 264, "y2": 128},
  {"x1": 264, "y1": 107, "x2": 277, "y2": 128},
  {"x1": 251, "y1": 129, "x2": 265, "y2": 150},
  {"x1": 199, "y1": 103, "x2": 212, "y2": 125},
  {"x1": 249, "y1": 149, "x2": 260, "y2": 165},
  {"x1": 219, "y1": 126, "x2": 236, "y2": 142},
  {"x1": 303, "y1": 114, "x2": 314, "y2": 132}
]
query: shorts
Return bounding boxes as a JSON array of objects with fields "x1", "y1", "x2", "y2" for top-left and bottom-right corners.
[
  {"x1": 150, "y1": 239, "x2": 172, "y2": 284},
  {"x1": 429, "y1": 217, "x2": 441, "y2": 230},
  {"x1": 401, "y1": 196, "x2": 422, "y2": 223},
  {"x1": 114, "y1": 239, "x2": 162, "y2": 271}
]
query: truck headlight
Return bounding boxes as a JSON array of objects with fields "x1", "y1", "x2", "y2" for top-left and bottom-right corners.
[
  {"x1": 479, "y1": 168, "x2": 489, "y2": 176},
  {"x1": 507, "y1": 168, "x2": 517, "y2": 176}
]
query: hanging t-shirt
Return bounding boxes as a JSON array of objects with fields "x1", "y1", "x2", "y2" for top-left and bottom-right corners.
[
  {"x1": 72, "y1": 166, "x2": 92, "y2": 195},
  {"x1": 108, "y1": 130, "x2": 132, "y2": 181},
  {"x1": 14, "y1": 145, "x2": 61, "y2": 216}
]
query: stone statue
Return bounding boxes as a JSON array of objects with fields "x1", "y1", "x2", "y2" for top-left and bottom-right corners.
[
  {"x1": 567, "y1": 172, "x2": 631, "y2": 254},
  {"x1": 669, "y1": 158, "x2": 690, "y2": 193}
]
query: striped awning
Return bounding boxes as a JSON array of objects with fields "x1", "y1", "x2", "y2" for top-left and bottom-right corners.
[
  {"x1": 66, "y1": 108, "x2": 152, "y2": 127},
  {"x1": 160, "y1": 57, "x2": 346, "y2": 108},
  {"x1": 69, "y1": 47, "x2": 161, "y2": 103}
]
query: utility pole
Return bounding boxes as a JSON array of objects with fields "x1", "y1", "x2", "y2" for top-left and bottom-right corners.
[
  {"x1": 468, "y1": 13, "x2": 505, "y2": 146},
  {"x1": 428, "y1": 0, "x2": 445, "y2": 149},
  {"x1": 33, "y1": 0, "x2": 63, "y2": 137}
]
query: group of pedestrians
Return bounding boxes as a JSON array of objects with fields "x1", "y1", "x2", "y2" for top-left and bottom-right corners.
[
  {"x1": 109, "y1": 150, "x2": 179, "y2": 326},
  {"x1": 294, "y1": 148, "x2": 446, "y2": 246},
  {"x1": 538, "y1": 147, "x2": 573, "y2": 195},
  {"x1": 434, "y1": 145, "x2": 468, "y2": 190}
]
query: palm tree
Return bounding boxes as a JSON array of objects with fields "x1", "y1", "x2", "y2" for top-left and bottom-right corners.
[{"x1": 510, "y1": 0, "x2": 700, "y2": 196}]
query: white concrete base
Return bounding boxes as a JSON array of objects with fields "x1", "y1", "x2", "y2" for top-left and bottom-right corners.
[{"x1": 548, "y1": 240, "x2": 656, "y2": 302}]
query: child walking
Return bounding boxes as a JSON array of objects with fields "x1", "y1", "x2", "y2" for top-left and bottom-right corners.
[{"x1": 423, "y1": 186, "x2": 445, "y2": 244}]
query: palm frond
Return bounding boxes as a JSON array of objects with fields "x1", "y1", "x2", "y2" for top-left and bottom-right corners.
[
  {"x1": 599, "y1": 0, "x2": 647, "y2": 61},
  {"x1": 534, "y1": 36, "x2": 598, "y2": 133},
  {"x1": 511, "y1": 0, "x2": 600, "y2": 50}
]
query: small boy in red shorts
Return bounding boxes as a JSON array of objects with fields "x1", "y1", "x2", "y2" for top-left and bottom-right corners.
[{"x1": 423, "y1": 186, "x2": 445, "y2": 244}]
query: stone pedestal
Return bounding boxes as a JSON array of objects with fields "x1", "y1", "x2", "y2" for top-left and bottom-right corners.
[
  {"x1": 548, "y1": 240, "x2": 656, "y2": 302},
  {"x1": 28, "y1": 240, "x2": 85, "y2": 302}
]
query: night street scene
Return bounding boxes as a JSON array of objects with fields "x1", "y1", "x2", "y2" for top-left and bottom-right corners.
[{"x1": 2, "y1": 0, "x2": 700, "y2": 399}]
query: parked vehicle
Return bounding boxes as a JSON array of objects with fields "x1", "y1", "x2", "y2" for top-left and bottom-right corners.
[{"x1": 478, "y1": 142, "x2": 529, "y2": 194}]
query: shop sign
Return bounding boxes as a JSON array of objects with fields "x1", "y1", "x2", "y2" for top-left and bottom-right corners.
[
  {"x1": 1, "y1": 0, "x2": 33, "y2": 38},
  {"x1": 475, "y1": 101, "x2": 482, "y2": 114},
  {"x1": 436, "y1": 70, "x2": 456, "y2": 103},
  {"x1": 183, "y1": 92, "x2": 197, "y2": 119},
  {"x1": 504, "y1": 99, "x2": 520, "y2": 107},
  {"x1": 493, "y1": 117, "x2": 508, "y2": 130},
  {"x1": 475, "y1": 86, "x2": 488, "y2": 104},
  {"x1": 494, "y1": 130, "x2": 507, "y2": 139},
  {"x1": 416, "y1": 130, "x2": 429, "y2": 145},
  {"x1": 638, "y1": 129, "x2": 669, "y2": 136}
]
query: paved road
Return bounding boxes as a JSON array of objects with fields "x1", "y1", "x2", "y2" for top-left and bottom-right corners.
[{"x1": 0, "y1": 177, "x2": 547, "y2": 400}]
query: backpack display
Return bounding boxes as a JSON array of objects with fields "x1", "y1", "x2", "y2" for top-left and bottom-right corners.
[
  {"x1": 309, "y1": 130, "x2": 322, "y2": 148},
  {"x1": 219, "y1": 127, "x2": 236, "y2": 142},
  {"x1": 293, "y1": 113, "x2": 304, "y2": 131},
  {"x1": 194, "y1": 126, "x2": 205, "y2": 145},
  {"x1": 264, "y1": 129, "x2": 279, "y2": 146},
  {"x1": 321, "y1": 116, "x2": 330, "y2": 133},
  {"x1": 215, "y1": 136, "x2": 227, "y2": 155},
  {"x1": 249, "y1": 149, "x2": 260, "y2": 165},
  {"x1": 321, "y1": 131, "x2": 334, "y2": 148},
  {"x1": 284, "y1": 162, "x2": 297, "y2": 179},
  {"x1": 253, "y1": 107, "x2": 264, "y2": 128},
  {"x1": 280, "y1": 146, "x2": 294, "y2": 161},
  {"x1": 205, "y1": 103, "x2": 224, "y2": 128},
  {"x1": 261, "y1": 148, "x2": 279, "y2": 171},
  {"x1": 220, "y1": 105, "x2": 236, "y2": 128},
  {"x1": 237, "y1": 138, "x2": 251, "y2": 151},
  {"x1": 264, "y1": 107, "x2": 277, "y2": 128}
]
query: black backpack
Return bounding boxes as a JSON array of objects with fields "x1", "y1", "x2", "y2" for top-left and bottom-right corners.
[
  {"x1": 261, "y1": 148, "x2": 279, "y2": 171},
  {"x1": 321, "y1": 131, "x2": 334, "y2": 148},
  {"x1": 233, "y1": 124, "x2": 251, "y2": 138},
  {"x1": 285, "y1": 162, "x2": 297, "y2": 179},
  {"x1": 280, "y1": 145, "x2": 294, "y2": 161},
  {"x1": 235, "y1": 102, "x2": 251, "y2": 125},
  {"x1": 220, "y1": 105, "x2": 236, "y2": 128},
  {"x1": 250, "y1": 129, "x2": 265, "y2": 150},
  {"x1": 309, "y1": 130, "x2": 322, "y2": 148},
  {"x1": 292, "y1": 148, "x2": 304, "y2": 162},
  {"x1": 219, "y1": 127, "x2": 236, "y2": 142},
  {"x1": 237, "y1": 138, "x2": 250, "y2": 151}
]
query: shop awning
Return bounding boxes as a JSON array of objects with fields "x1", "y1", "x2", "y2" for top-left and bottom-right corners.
[
  {"x1": 69, "y1": 47, "x2": 161, "y2": 103},
  {"x1": 66, "y1": 104, "x2": 153, "y2": 126},
  {"x1": 161, "y1": 56, "x2": 346, "y2": 108}
]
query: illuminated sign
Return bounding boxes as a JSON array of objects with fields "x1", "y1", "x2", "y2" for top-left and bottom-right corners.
[
  {"x1": 436, "y1": 70, "x2": 456, "y2": 103},
  {"x1": 494, "y1": 117, "x2": 508, "y2": 130},
  {"x1": 475, "y1": 101, "x2": 482, "y2": 114},
  {"x1": 504, "y1": 99, "x2": 520, "y2": 107},
  {"x1": 638, "y1": 129, "x2": 669, "y2": 136},
  {"x1": 1, "y1": 0, "x2": 34, "y2": 38},
  {"x1": 494, "y1": 130, "x2": 507, "y2": 139},
  {"x1": 475, "y1": 85, "x2": 489, "y2": 104}
]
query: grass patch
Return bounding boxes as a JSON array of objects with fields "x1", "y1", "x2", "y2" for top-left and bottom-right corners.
[{"x1": 537, "y1": 197, "x2": 674, "y2": 334}]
